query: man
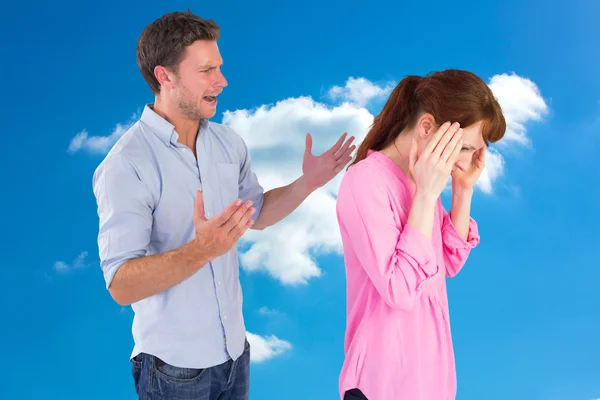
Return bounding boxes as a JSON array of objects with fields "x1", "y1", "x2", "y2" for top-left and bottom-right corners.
[{"x1": 92, "y1": 9, "x2": 355, "y2": 400}]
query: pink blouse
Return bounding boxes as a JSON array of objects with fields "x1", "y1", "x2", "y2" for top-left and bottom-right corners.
[{"x1": 336, "y1": 150, "x2": 480, "y2": 400}]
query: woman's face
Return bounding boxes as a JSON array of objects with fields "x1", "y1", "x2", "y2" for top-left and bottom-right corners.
[
  {"x1": 418, "y1": 119, "x2": 486, "y2": 172},
  {"x1": 451, "y1": 121, "x2": 486, "y2": 173}
]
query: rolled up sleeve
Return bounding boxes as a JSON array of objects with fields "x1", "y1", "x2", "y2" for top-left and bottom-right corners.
[
  {"x1": 92, "y1": 154, "x2": 154, "y2": 289},
  {"x1": 441, "y1": 210, "x2": 480, "y2": 278}
]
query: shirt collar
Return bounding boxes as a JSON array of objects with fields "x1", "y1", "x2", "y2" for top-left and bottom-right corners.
[
  {"x1": 140, "y1": 103, "x2": 209, "y2": 147},
  {"x1": 140, "y1": 104, "x2": 177, "y2": 146}
]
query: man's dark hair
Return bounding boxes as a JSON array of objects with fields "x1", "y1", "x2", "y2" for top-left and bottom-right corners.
[{"x1": 136, "y1": 10, "x2": 220, "y2": 94}]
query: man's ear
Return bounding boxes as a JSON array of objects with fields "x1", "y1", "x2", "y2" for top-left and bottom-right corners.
[
  {"x1": 154, "y1": 65, "x2": 175, "y2": 91},
  {"x1": 416, "y1": 113, "x2": 437, "y2": 140}
]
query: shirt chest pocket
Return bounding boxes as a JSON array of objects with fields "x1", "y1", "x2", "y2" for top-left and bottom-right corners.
[{"x1": 215, "y1": 162, "x2": 240, "y2": 209}]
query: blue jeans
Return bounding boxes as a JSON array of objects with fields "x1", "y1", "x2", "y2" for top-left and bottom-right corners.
[
  {"x1": 344, "y1": 389, "x2": 368, "y2": 399},
  {"x1": 131, "y1": 339, "x2": 250, "y2": 400}
]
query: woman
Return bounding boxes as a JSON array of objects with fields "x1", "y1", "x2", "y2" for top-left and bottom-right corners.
[{"x1": 336, "y1": 69, "x2": 506, "y2": 400}]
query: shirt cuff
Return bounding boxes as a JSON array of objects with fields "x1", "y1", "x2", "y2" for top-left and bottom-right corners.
[
  {"x1": 442, "y1": 214, "x2": 481, "y2": 253},
  {"x1": 250, "y1": 192, "x2": 265, "y2": 222},
  {"x1": 101, "y1": 252, "x2": 145, "y2": 289}
]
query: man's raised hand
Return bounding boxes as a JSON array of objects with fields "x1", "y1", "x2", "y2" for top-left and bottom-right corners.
[{"x1": 192, "y1": 190, "x2": 255, "y2": 259}]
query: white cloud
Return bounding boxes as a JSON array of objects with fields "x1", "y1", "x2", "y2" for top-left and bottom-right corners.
[
  {"x1": 223, "y1": 96, "x2": 373, "y2": 154},
  {"x1": 258, "y1": 306, "x2": 284, "y2": 317},
  {"x1": 488, "y1": 72, "x2": 549, "y2": 146},
  {"x1": 246, "y1": 331, "x2": 292, "y2": 363},
  {"x1": 68, "y1": 111, "x2": 140, "y2": 154},
  {"x1": 53, "y1": 261, "x2": 69, "y2": 273},
  {"x1": 327, "y1": 77, "x2": 394, "y2": 107},
  {"x1": 53, "y1": 251, "x2": 89, "y2": 273}
]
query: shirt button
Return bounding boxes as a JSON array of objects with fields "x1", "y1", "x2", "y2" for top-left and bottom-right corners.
[
  {"x1": 223, "y1": 315, "x2": 228, "y2": 320},
  {"x1": 217, "y1": 281, "x2": 222, "y2": 286}
]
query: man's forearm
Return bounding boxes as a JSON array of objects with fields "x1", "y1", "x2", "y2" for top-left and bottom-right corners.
[
  {"x1": 109, "y1": 240, "x2": 211, "y2": 306},
  {"x1": 449, "y1": 186, "x2": 473, "y2": 241},
  {"x1": 252, "y1": 175, "x2": 315, "y2": 230}
]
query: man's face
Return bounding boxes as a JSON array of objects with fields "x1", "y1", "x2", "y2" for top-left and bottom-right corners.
[{"x1": 167, "y1": 40, "x2": 228, "y2": 120}]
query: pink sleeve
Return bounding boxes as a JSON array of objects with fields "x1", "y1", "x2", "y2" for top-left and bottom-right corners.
[
  {"x1": 441, "y1": 208, "x2": 480, "y2": 278},
  {"x1": 336, "y1": 166, "x2": 440, "y2": 311}
]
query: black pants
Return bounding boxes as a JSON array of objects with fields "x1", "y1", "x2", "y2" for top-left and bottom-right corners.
[{"x1": 344, "y1": 388, "x2": 368, "y2": 400}]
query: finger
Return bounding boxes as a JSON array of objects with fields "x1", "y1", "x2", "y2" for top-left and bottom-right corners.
[
  {"x1": 334, "y1": 136, "x2": 355, "y2": 160},
  {"x1": 439, "y1": 128, "x2": 463, "y2": 164},
  {"x1": 233, "y1": 219, "x2": 254, "y2": 242},
  {"x1": 422, "y1": 121, "x2": 452, "y2": 156},
  {"x1": 222, "y1": 200, "x2": 253, "y2": 233},
  {"x1": 194, "y1": 191, "x2": 207, "y2": 223},
  {"x1": 408, "y1": 139, "x2": 418, "y2": 173},
  {"x1": 213, "y1": 198, "x2": 244, "y2": 226},
  {"x1": 334, "y1": 156, "x2": 353, "y2": 174},
  {"x1": 336, "y1": 144, "x2": 356, "y2": 163},
  {"x1": 431, "y1": 123, "x2": 461, "y2": 160},
  {"x1": 228, "y1": 206, "x2": 256, "y2": 238},
  {"x1": 335, "y1": 154, "x2": 354, "y2": 170},
  {"x1": 327, "y1": 132, "x2": 348, "y2": 155},
  {"x1": 445, "y1": 139, "x2": 463, "y2": 169},
  {"x1": 305, "y1": 133, "x2": 313, "y2": 155},
  {"x1": 477, "y1": 147, "x2": 486, "y2": 168}
]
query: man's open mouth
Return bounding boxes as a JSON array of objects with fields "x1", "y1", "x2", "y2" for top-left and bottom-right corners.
[{"x1": 203, "y1": 96, "x2": 217, "y2": 105}]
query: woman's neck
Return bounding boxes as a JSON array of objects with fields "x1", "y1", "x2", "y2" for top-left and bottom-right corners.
[{"x1": 380, "y1": 135, "x2": 415, "y2": 186}]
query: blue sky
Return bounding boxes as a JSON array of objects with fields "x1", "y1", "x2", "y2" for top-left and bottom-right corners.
[{"x1": 1, "y1": 0, "x2": 599, "y2": 399}]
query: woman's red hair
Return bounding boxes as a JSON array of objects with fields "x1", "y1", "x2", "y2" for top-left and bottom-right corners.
[{"x1": 349, "y1": 69, "x2": 506, "y2": 168}]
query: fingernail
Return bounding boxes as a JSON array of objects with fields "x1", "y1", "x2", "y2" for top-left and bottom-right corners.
[{"x1": 236, "y1": 199, "x2": 242, "y2": 206}]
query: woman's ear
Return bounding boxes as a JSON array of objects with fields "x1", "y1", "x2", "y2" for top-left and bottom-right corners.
[{"x1": 416, "y1": 113, "x2": 437, "y2": 140}]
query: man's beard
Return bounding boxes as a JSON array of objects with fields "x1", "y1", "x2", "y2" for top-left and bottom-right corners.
[
  {"x1": 173, "y1": 79, "x2": 208, "y2": 121},
  {"x1": 176, "y1": 91, "x2": 204, "y2": 120}
]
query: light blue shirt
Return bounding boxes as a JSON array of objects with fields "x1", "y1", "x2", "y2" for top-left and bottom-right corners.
[{"x1": 92, "y1": 104, "x2": 264, "y2": 368}]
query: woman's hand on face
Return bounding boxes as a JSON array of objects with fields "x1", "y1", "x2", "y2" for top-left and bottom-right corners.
[
  {"x1": 409, "y1": 121, "x2": 463, "y2": 202},
  {"x1": 451, "y1": 146, "x2": 486, "y2": 191}
]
